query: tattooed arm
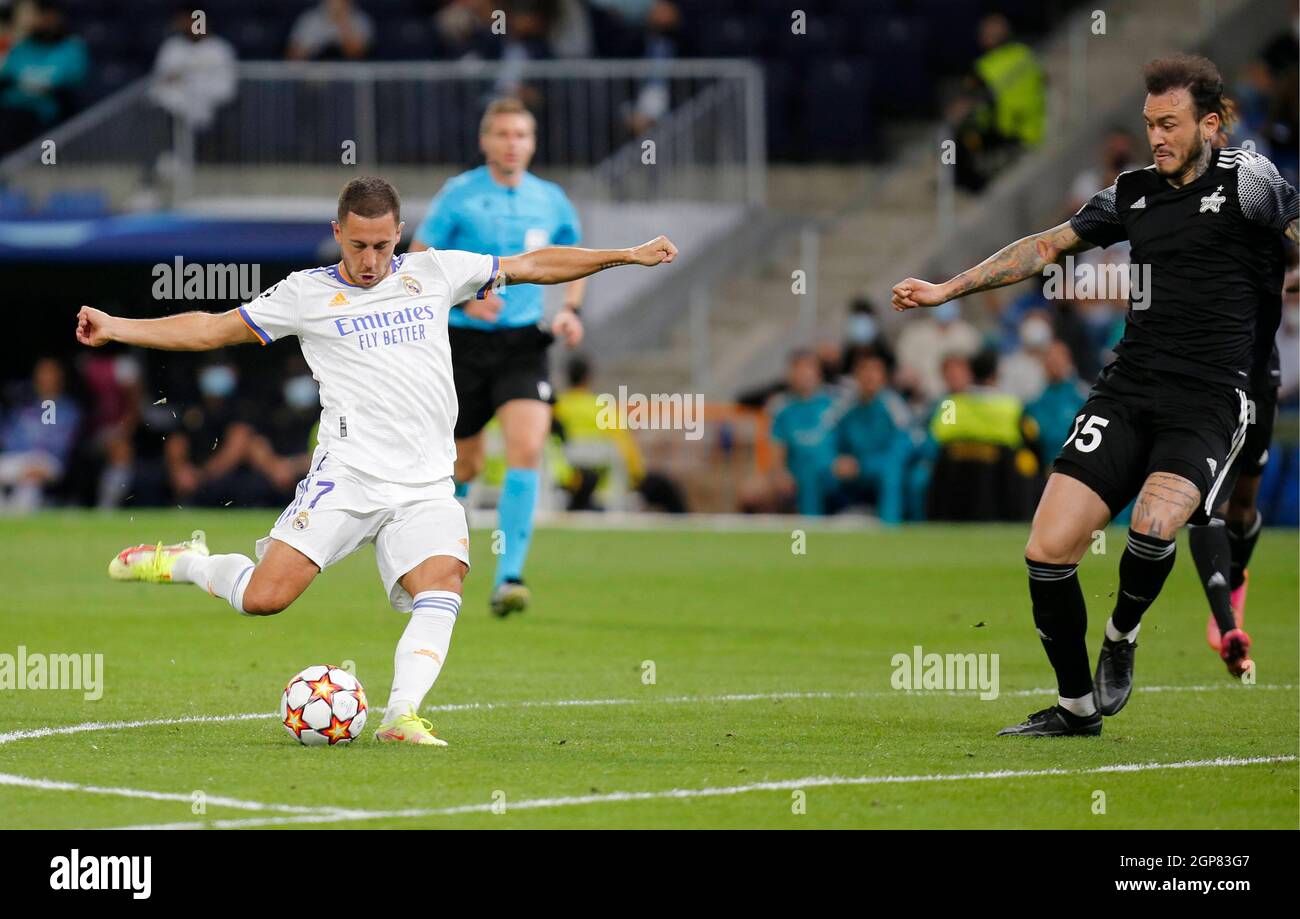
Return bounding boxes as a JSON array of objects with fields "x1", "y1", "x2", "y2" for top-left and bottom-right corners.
[
  {"x1": 499, "y1": 236, "x2": 677, "y2": 286},
  {"x1": 890, "y1": 221, "x2": 1096, "y2": 311}
]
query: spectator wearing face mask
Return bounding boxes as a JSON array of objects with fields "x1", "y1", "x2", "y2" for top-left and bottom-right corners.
[
  {"x1": 998, "y1": 309, "x2": 1053, "y2": 402},
  {"x1": 830, "y1": 349, "x2": 911, "y2": 524},
  {"x1": 165, "y1": 360, "x2": 271, "y2": 507},
  {"x1": 0, "y1": 356, "x2": 81, "y2": 512},
  {"x1": 895, "y1": 300, "x2": 982, "y2": 402},
  {"x1": 766, "y1": 349, "x2": 844, "y2": 516},
  {"x1": 286, "y1": 0, "x2": 373, "y2": 61},
  {"x1": 77, "y1": 352, "x2": 144, "y2": 509},
  {"x1": 0, "y1": 0, "x2": 88, "y2": 154},
  {"x1": 1026, "y1": 340, "x2": 1088, "y2": 463},
  {"x1": 842, "y1": 296, "x2": 895, "y2": 369},
  {"x1": 1067, "y1": 128, "x2": 1141, "y2": 213},
  {"x1": 248, "y1": 359, "x2": 322, "y2": 498}
]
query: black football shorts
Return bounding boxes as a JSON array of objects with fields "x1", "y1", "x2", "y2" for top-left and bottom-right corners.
[
  {"x1": 449, "y1": 323, "x2": 555, "y2": 440},
  {"x1": 1236, "y1": 384, "x2": 1278, "y2": 480},
  {"x1": 1052, "y1": 360, "x2": 1250, "y2": 526}
]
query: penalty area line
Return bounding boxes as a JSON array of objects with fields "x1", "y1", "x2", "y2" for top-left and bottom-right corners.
[{"x1": 110, "y1": 754, "x2": 1299, "y2": 830}]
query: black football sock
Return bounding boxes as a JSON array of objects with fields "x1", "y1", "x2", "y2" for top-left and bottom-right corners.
[
  {"x1": 1109, "y1": 530, "x2": 1176, "y2": 635},
  {"x1": 1226, "y1": 510, "x2": 1262, "y2": 591},
  {"x1": 1188, "y1": 520, "x2": 1236, "y2": 636},
  {"x1": 1026, "y1": 558, "x2": 1093, "y2": 702}
]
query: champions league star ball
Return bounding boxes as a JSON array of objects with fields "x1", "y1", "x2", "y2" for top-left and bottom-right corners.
[{"x1": 280, "y1": 665, "x2": 368, "y2": 746}]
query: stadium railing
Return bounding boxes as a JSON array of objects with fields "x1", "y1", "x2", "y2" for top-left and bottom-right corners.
[{"x1": 0, "y1": 59, "x2": 766, "y2": 211}]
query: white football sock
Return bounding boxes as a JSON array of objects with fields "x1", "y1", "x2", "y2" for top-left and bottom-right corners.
[
  {"x1": 1104, "y1": 617, "x2": 1140, "y2": 644},
  {"x1": 383, "y1": 590, "x2": 461, "y2": 723},
  {"x1": 1058, "y1": 693, "x2": 1097, "y2": 717},
  {"x1": 173, "y1": 552, "x2": 256, "y2": 615}
]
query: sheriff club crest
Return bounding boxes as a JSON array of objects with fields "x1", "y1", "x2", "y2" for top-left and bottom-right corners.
[
  {"x1": 1199, "y1": 185, "x2": 1226, "y2": 214},
  {"x1": 401, "y1": 275, "x2": 422, "y2": 296}
]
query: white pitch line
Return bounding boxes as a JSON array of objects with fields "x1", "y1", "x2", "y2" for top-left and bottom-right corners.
[
  {"x1": 0, "y1": 711, "x2": 271, "y2": 747},
  {"x1": 0, "y1": 771, "x2": 365, "y2": 817},
  {"x1": 111, "y1": 754, "x2": 1300, "y2": 830},
  {"x1": 2, "y1": 683, "x2": 1292, "y2": 748}
]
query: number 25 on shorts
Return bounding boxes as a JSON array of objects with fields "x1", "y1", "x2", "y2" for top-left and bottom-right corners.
[{"x1": 1064, "y1": 414, "x2": 1109, "y2": 453}]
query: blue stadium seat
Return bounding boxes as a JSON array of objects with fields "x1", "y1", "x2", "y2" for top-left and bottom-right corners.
[
  {"x1": 771, "y1": 10, "x2": 850, "y2": 59},
  {"x1": 693, "y1": 14, "x2": 760, "y2": 58},
  {"x1": 913, "y1": 0, "x2": 981, "y2": 75},
  {"x1": 860, "y1": 15, "x2": 934, "y2": 115},
  {"x1": 230, "y1": 18, "x2": 288, "y2": 60},
  {"x1": 373, "y1": 16, "x2": 439, "y2": 61},
  {"x1": 762, "y1": 59, "x2": 800, "y2": 160},
  {"x1": 801, "y1": 58, "x2": 878, "y2": 160},
  {"x1": 0, "y1": 189, "x2": 31, "y2": 219},
  {"x1": 90, "y1": 61, "x2": 149, "y2": 102},
  {"x1": 43, "y1": 191, "x2": 111, "y2": 219}
]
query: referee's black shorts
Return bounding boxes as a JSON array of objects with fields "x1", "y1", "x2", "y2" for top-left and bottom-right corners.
[
  {"x1": 449, "y1": 323, "x2": 555, "y2": 440},
  {"x1": 1051, "y1": 360, "x2": 1251, "y2": 526}
]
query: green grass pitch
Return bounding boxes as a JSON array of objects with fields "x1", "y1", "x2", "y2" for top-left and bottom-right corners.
[{"x1": 1, "y1": 511, "x2": 1295, "y2": 829}]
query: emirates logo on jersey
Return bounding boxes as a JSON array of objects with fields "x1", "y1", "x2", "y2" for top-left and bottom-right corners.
[
  {"x1": 1199, "y1": 186, "x2": 1226, "y2": 214},
  {"x1": 401, "y1": 275, "x2": 422, "y2": 296}
]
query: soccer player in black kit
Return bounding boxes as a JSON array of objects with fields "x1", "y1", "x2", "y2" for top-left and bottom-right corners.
[
  {"x1": 891, "y1": 54, "x2": 1298, "y2": 736},
  {"x1": 1186, "y1": 230, "x2": 1290, "y2": 679}
]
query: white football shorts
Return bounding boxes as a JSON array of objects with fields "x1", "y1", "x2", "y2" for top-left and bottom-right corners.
[{"x1": 254, "y1": 447, "x2": 470, "y2": 612}]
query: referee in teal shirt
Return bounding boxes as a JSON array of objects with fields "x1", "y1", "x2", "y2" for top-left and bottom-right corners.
[{"x1": 410, "y1": 99, "x2": 585, "y2": 618}]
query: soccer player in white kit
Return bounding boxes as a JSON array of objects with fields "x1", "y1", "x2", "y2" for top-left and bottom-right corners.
[{"x1": 76, "y1": 176, "x2": 678, "y2": 747}]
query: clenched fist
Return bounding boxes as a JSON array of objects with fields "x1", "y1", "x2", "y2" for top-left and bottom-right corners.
[
  {"x1": 630, "y1": 236, "x2": 678, "y2": 267},
  {"x1": 76, "y1": 306, "x2": 115, "y2": 347},
  {"x1": 890, "y1": 278, "x2": 950, "y2": 312}
]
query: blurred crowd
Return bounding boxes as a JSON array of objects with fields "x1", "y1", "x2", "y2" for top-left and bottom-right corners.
[
  {"x1": 0, "y1": 0, "x2": 1077, "y2": 166},
  {"x1": 738, "y1": 17, "x2": 1300, "y2": 525},
  {"x1": 0, "y1": 346, "x2": 696, "y2": 515},
  {"x1": 741, "y1": 243, "x2": 1298, "y2": 525},
  {"x1": 0, "y1": 350, "x2": 320, "y2": 512},
  {"x1": 0, "y1": 0, "x2": 695, "y2": 155}
]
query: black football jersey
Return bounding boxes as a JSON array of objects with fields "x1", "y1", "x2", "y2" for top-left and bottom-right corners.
[{"x1": 1070, "y1": 146, "x2": 1297, "y2": 389}]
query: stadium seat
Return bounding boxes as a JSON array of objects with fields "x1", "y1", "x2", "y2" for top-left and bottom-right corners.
[
  {"x1": 860, "y1": 16, "x2": 934, "y2": 116},
  {"x1": 912, "y1": 0, "x2": 981, "y2": 76},
  {"x1": 762, "y1": 60, "x2": 800, "y2": 161},
  {"x1": 693, "y1": 14, "x2": 760, "y2": 59},
  {"x1": 92, "y1": 61, "x2": 150, "y2": 103},
  {"x1": 801, "y1": 59, "x2": 878, "y2": 161},
  {"x1": 230, "y1": 18, "x2": 289, "y2": 61},
  {"x1": 42, "y1": 191, "x2": 111, "y2": 219},
  {"x1": 770, "y1": 11, "x2": 850, "y2": 59},
  {"x1": 372, "y1": 16, "x2": 439, "y2": 62},
  {"x1": 0, "y1": 189, "x2": 31, "y2": 219}
]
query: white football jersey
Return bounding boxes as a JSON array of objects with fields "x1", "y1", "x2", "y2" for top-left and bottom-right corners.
[{"x1": 238, "y1": 248, "x2": 499, "y2": 484}]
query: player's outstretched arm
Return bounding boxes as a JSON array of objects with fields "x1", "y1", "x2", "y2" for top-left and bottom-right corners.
[
  {"x1": 499, "y1": 236, "x2": 677, "y2": 286},
  {"x1": 891, "y1": 221, "x2": 1094, "y2": 311},
  {"x1": 76, "y1": 306, "x2": 260, "y2": 351}
]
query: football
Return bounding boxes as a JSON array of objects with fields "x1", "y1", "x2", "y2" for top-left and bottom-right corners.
[{"x1": 279, "y1": 665, "x2": 368, "y2": 746}]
